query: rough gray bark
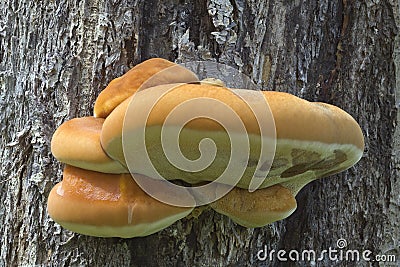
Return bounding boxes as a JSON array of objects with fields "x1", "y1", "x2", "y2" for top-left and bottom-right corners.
[{"x1": 0, "y1": 0, "x2": 398, "y2": 266}]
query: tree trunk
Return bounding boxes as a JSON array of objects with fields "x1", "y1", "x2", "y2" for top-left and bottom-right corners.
[{"x1": 0, "y1": 0, "x2": 398, "y2": 266}]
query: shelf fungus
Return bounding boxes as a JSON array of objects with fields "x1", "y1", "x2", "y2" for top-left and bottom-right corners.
[
  {"x1": 47, "y1": 166, "x2": 194, "y2": 238},
  {"x1": 209, "y1": 184, "x2": 297, "y2": 228},
  {"x1": 93, "y1": 58, "x2": 198, "y2": 118},
  {"x1": 48, "y1": 58, "x2": 364, "y2": 237},
  {"x1": 101, "y1": 84, "x2": 364, "y2": 191},
  {"x1": 51, "y1": 117, "x2": 128, "y2": 174}
]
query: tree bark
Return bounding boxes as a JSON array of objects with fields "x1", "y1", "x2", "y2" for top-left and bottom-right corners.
[{"x1": 0, "y1": 0, "x2": 398, "y2": 266}]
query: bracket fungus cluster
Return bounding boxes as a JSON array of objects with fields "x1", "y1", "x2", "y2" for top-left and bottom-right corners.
[{"x1": 48, "y1": 58, "x2": 364, "y2": 237}]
